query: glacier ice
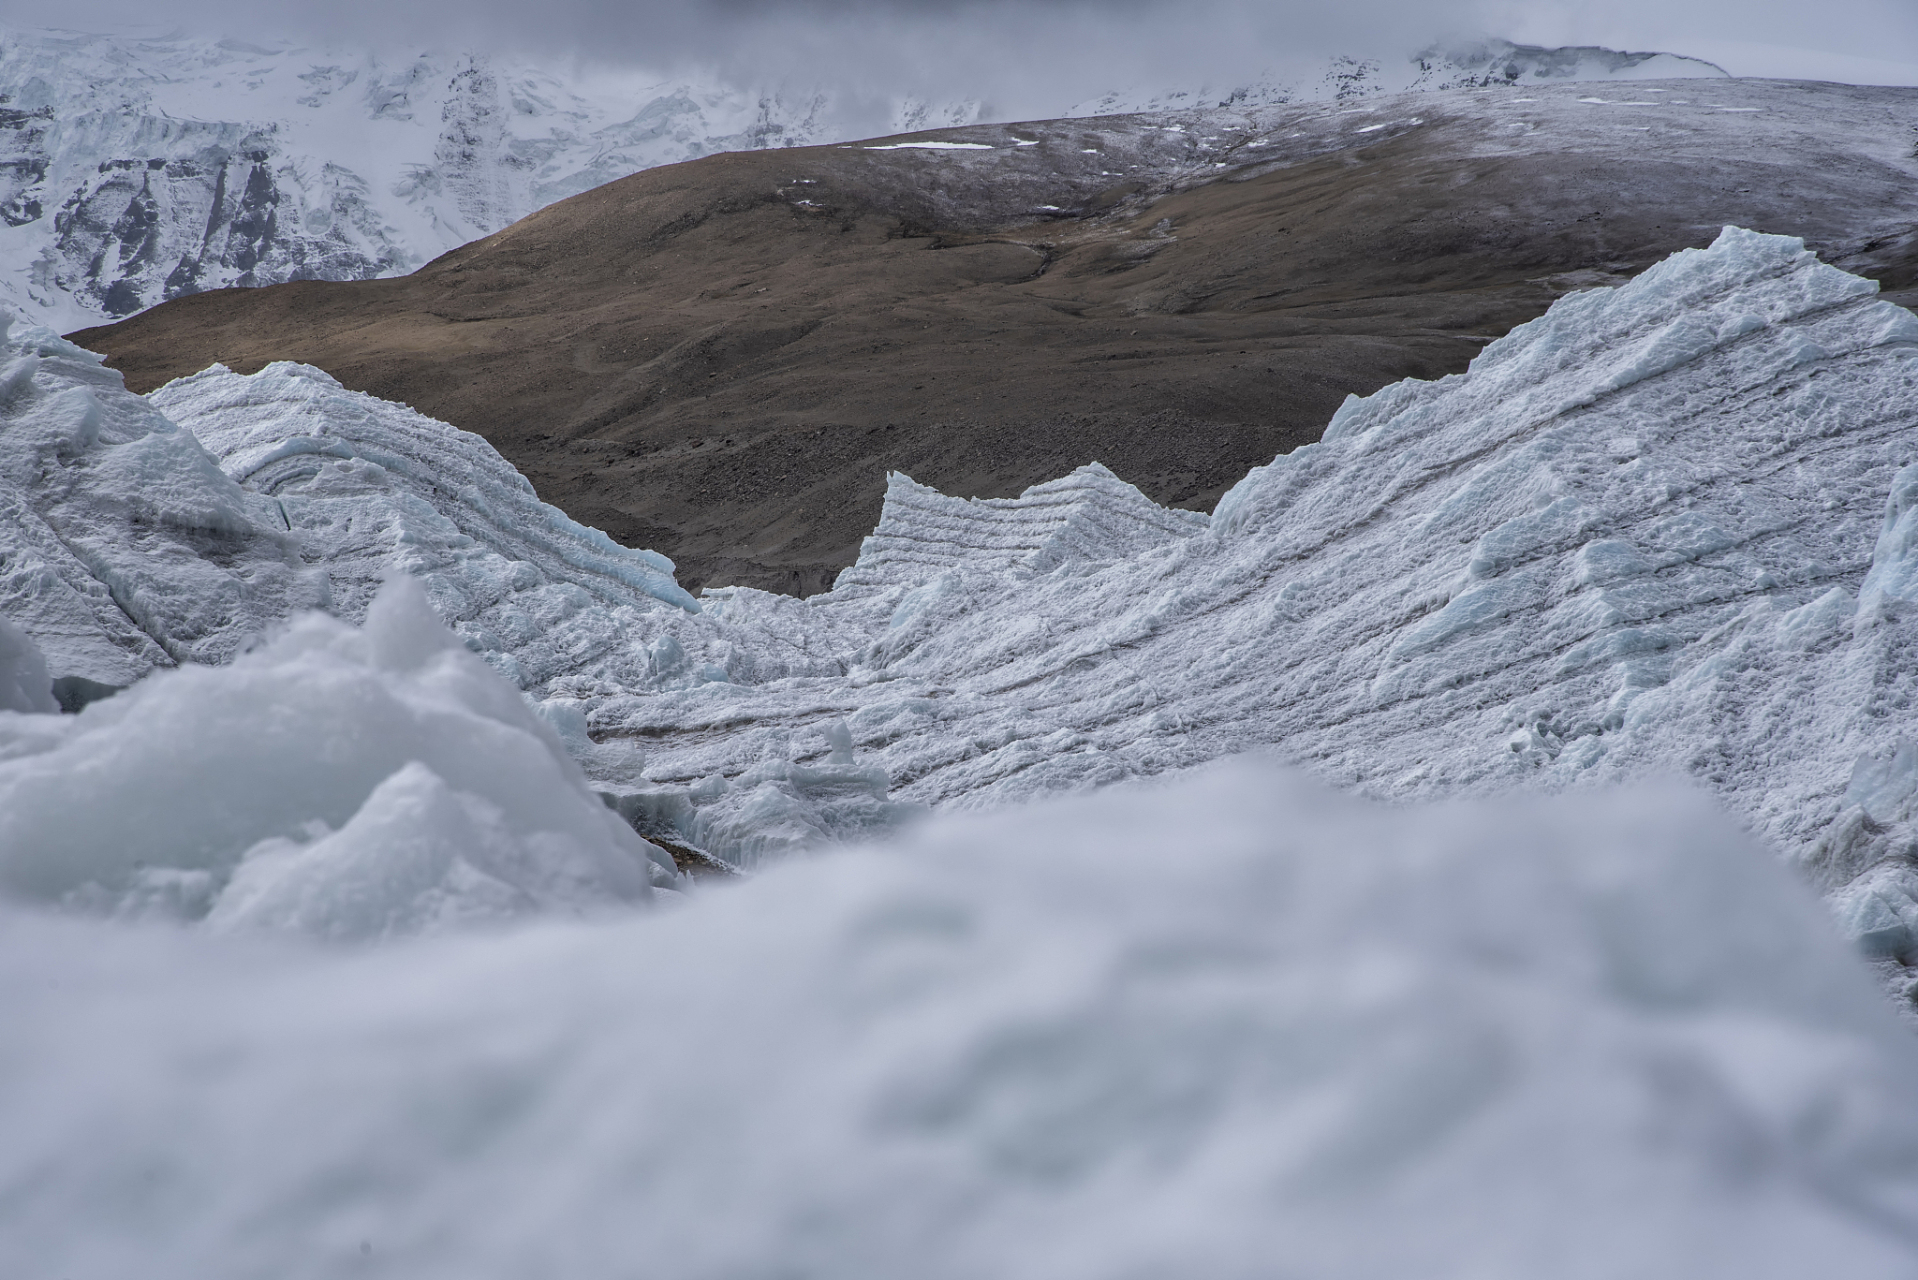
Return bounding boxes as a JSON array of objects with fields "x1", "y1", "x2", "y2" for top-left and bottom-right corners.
[
  {"x1": 8, "y1": 765, "x2": 1918, "y2": 1276},
  {"x1": 0, "y1": 611, "x2": 52, "y2": 713},
  {"x1": 0, "y1": 317, "x2": 309, "y2": 685},
  {"x1": 591, "y1": 228, "x2": 1918, "y2": 936},
  {"x1": 0, "y1": 576, "x2": 670, "y2": 936},
  {"x1": 7, "y1": 217, "x2": 1918, "y2": 1271},
  {"x1": 10, "y1": 226, "x2": 1918, "y2": 953},
  {"x1": 149, "y1": 360, "x2": 704, "y2": 686},
  {"x1": 832, "y1": 463, "x2": 1207, "y2": 593}
]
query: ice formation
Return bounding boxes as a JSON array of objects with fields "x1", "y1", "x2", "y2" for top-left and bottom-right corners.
[
  {"x1": 0, "y1": 574, "x2": 672, "y2": 935},
  {"x1": 0, "y1": 333, "x2": 844, "y2": 699},
  {"x1": 0, "y1": 319, "x2": 309, "y2": 686},
  {"x1": 150, "y1": 361, "x2": 701, "y2": 685},
  {"x1": 579, "y1": 228, "x2": 1918, "y2": 960},
  {"x1": 8, "y1": 765, "x2": 1918, "y2": 1277},
  {"x1": 0, "y1": 323, "x2": 914, "y2": 881},
  {"x1": 834, "y1": 463, "x2": 1207, "y2": 592},
  {"x1": 10, "y1": 226, "x2": 1918, "y2": 949}
]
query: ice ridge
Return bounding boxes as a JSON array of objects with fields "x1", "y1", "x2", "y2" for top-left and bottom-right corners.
[
  {"x1": 149, "y1": 361, "x2": 702, "y2": 688},
  {"x1": 833, "y1": 462, "x2": 1207, "y2": 593},
  {"x1": 587, "y1": 229, "x2": 1918, "y2": 968},
  {"x1": 11, "y1": 227, "x2": 1918, "y2": 971},
  {"x1": 0, "y1": 317, "x2": 310, "y2": 685}
]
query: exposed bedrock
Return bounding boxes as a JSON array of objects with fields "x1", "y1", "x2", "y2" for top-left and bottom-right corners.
[{"x1": 71, "y1": 78, "x2": 1918, "y2": 594}]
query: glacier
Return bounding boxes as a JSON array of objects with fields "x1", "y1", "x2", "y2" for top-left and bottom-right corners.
[
  {"x1": 8, "y1": 226, "x2": 1918, "y2": 936},
  {"x1": 595, "y1": 226, "x2": 1918, "y2": 952},
  {"x1": 7, "y1": 225, "x2": 1918, "y2": 1271}
]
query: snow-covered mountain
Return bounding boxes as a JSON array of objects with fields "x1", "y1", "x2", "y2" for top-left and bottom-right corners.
[
  {"x1": 0, "y1": 26, "x2": 1728, "y2": 333},
  {"x1": 7, "y1": 227, "x2": 1918, "y2": 1275},
  {"x1": 0, "y1": 29, "x2": 879, "y2": 333},
  {"x1": 1062, "y1": 37, "x2": 1726, "y2": 115}
]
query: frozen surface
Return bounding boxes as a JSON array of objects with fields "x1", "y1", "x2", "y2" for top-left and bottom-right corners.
[
  {"x1": 0, "y1": 577, "x2": 670, "y2": 937},
  {"x1": 579, "y1": 229, "x2": 1918, "y2": 967},
  {"x1": 150, "y1": 361, "x2": 705, "y2": 690},
  {"x1": 11, "y1": 228, "x2": 1918, "y2": 957},
  {"x1": 833, "y1": 463, "x2": 1207, "y2": 593},
  {"x1": 8, "y1": 765, "x2": 1918, "y2": 1278},
  {"x1": 0, "y1": 612, "x2": 53, "y2": 713},
  {"x1": 0, "y1": 317, "x2": 307, "y2": 684}
]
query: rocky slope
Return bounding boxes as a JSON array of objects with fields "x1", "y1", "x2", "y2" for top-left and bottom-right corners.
[{"x1": 76, "y1": 79, "x2": 1918, "y2": 593}]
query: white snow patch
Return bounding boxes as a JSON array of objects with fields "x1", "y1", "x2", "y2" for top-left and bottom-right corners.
[{"x1": 862, "y1": 141, "x2": 994, "y2": 150}]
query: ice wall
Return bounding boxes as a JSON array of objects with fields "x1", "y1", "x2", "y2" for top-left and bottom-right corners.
[
  {"x1": 0, "y1": 317, "x2": 308, "y2": 685},
  {"x1": 833, "y1": 463, "x2": 1207, "y2": 594},
  {"x1": 151, "y1": 361, "x2": 701, "y2": 689},
  {"x1": 599, "y1": 230, "x2": 1918, "y2": 945}
]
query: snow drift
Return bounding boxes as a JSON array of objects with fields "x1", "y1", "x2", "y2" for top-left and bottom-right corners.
[{"x1": 7, "y1": 765, "x2": 1918, "y2": 1278}]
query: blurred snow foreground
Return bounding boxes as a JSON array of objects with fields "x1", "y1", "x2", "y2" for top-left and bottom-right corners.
[
  {"x1": 10, "y1": 772, "x2": 1918, "y2": 1276},
  {"x1": 4, "y1": 229, "x2": 1918, "y2": 1268}
]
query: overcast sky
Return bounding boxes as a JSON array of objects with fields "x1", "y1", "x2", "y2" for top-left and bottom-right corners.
[{"x1": 13, "y1": 0, "x2": 1918, "y2": 114}]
